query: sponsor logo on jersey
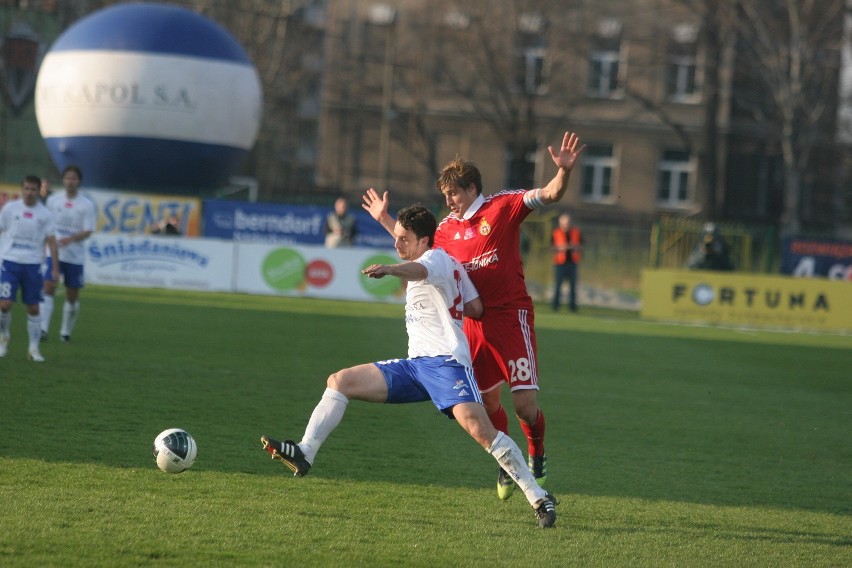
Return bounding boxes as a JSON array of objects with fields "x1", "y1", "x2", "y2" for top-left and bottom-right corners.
[
  {"x1": 463, "y1": 248, "x2": 499, "y2": 272},
  {"x1": 463, "y1": 227, "x2": 475, "y2": 240},
  {"x1": 453, "y1": 232, "x2": 461, "y2": 240},
  {"x1": 479, "y1": 219, "x2": 491, "y2": 236}
]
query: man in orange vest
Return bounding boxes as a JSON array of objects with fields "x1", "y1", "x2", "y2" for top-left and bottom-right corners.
[{"x1": 551, "y1": 213, "x2": 582, "y2": 312}]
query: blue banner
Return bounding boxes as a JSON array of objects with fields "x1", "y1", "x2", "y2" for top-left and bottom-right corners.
[
  {"x1": 781, "y1": 237, "x2": 852, "y2": 280},
  {"x1": 201, "y1": 200, "x2": 393, "y2": 248}
]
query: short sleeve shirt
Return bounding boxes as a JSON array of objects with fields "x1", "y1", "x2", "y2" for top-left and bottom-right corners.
[
  {"x1": 434, "y1": 189, "x2": 545, "y2": 309},
  {"x1": 46, "y1": 191, "x2": 96, "y2": 265},
  {"x1": 405, "y1": 247, "x2": 479, "y2": 366},
  {"x1": 0, "y1": 200, "x2": 55, "y2": 264}
]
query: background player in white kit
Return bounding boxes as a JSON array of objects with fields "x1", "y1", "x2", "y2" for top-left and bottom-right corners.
[
  {"x1": 40, "y1": 165, "x2": 96, "y2": 343},
  {"x1": 260, "y1": 205, "x2": 558, "y2": 528},
  {"x1": 0, "y1": 176, "x2": 59, "y2": 361}
]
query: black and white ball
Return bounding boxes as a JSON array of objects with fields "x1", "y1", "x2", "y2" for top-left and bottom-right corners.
[{"x1": 152, "y1": 428, "x2": 197, "y2": 473}]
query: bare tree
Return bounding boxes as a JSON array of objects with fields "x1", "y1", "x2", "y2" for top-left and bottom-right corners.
[
  {"x1": 735, "y1": 0, "x2": 845, "y2": 235},
  {"x1": 394, "y1": 0, "x2": 581, "y2": 190}
]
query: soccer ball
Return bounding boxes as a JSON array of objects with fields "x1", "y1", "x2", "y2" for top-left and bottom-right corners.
[{"x1": 152, "y1": 428, "x2": 197, "y2": 473}]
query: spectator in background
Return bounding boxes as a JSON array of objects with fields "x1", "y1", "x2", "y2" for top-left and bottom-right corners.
[
  {"x1": 153, "y1": 214, "x2": 182, "y2": 236},
  {"x1": 551, "y1": 212, "x2": 583, "y2": 313},
  {"x1": 39, "y1": 177, "x2": 52, "y2": 204},
  {"x1": 687, "y1": 223, "x2": 734, "y2": 271},
  {"x1": 324, "y1": 197, "x2": 357, "y2": 248}
]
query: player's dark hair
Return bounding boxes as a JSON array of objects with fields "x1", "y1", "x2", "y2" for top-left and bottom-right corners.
[
  {"x1": 23, "y1": 175, "x2": 41, "y2": 187},
  {"x1": 397, "y1": 205, "x2": 437, "y2": 248},
  {"x1": 61, "y1": 164, "x2": 83, "y2": 181},
  {"x1": 437, "y1": 156, "x2": 482, "y2": 195}
]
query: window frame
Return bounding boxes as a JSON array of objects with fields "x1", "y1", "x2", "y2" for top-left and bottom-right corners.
[{"x1": 656, "y1": 149, "x2": 695, "y2": 208}]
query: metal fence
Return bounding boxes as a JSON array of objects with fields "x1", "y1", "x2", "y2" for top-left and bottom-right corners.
[{"x1": 519, "y1": 215, "x2": 778, "y2": 305}]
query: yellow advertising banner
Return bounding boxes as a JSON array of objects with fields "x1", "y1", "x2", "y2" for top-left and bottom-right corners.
[
  {"x1": 85, "y1": 189, "x2": 201, "y2": 236},
  {"x1": 641, "y1": 268, "x2": 852, "y2": 332},
  {"x1": 0, "y1": 186, "x2": 201, "y2": 236},
  {"x1": 0, "y1": 183, "x2": 20, "y2": 209}
]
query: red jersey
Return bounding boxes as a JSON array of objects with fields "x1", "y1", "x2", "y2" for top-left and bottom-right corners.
[{"x1": 434, "y1": 189, "x2": 544, "y2": 309}]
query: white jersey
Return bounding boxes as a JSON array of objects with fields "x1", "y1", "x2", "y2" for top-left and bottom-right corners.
[
  {"x1": 45, "y1": 190, "x2": 96, "y2": 265},
  {"x1": 0, "y1": 199, "x2": 55, "y2": 264},
  {"x1": 405, "y1": 247, "x2": 479, "y2": 366}
]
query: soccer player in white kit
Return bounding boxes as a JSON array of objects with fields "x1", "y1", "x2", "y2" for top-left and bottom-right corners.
[
  {"x1": 0, "y1": 176, "x2": 59, "y2": 361},
  {"x1": 261, "y1": 205, "x2": 557, "y2": 528},
  {"x1": 40, "y1": 165, "x2": 96, "y2": 343}
]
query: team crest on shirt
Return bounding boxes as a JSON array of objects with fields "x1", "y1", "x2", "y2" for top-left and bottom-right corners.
[{"x1": 479, "y1": 219, "x2": 491, "y2": 236}]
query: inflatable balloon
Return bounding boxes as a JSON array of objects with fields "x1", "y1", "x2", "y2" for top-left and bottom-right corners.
[{"x1": 35, "y1": 3, "x2": 262, "y2": 192}]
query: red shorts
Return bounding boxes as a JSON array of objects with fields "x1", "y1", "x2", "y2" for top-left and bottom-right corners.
[{"x1": 463, "y1": 306, "x2": 539, "y2": 394}]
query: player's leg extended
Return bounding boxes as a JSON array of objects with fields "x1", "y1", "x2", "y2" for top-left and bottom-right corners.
[
  {"x1": 453, "y1": 402, "x2": 556, "y2": 528},
  {"x1": 261, "y1": 362, "x2": 388, "y2": 476}
]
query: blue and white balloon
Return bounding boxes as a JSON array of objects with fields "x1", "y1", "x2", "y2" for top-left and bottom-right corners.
[{"x1": 35, "y1": 3, "x2": 262, "y2": 191}]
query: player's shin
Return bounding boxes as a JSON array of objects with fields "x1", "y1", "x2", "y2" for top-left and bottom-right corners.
[
  {"x1": 61, "y1": 301, "x2": 79, "y2": 336},
  {"x1": 27, "y1": 314, "x2": 42, "y2": 350},
  {"x1": 299, "y1": 388, "x2": 349, "y2": 464},
  {"x1": 488, "y1": 431, "x2": 547, "y2": 506},
  {"x1": 40, "y1": 295, "x2": 54, "y2": 333}
]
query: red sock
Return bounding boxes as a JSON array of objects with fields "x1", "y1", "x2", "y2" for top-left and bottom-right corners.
[
  {"x1": 519, "y1": 410, "x2": 546, "y2": 457},
  {"x1": 488, "y1": 404, "x2": 510, "y2": 435}
]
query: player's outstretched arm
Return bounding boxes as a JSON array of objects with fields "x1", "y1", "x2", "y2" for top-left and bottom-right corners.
[
  {"x1": 362, "y1": 261, "x2": 427, "y2": 281},
  {"x1": 362, "y1": 188, "x2": 396, "y2": 236},
  {"x1": 539, "y1": 131, "x2": 587, "y2": 205}
]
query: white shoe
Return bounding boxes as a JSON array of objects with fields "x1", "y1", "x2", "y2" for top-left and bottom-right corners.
[
  {"x1": 28, "y1": 350, "x2": 45, "y2": 362},
  {"x1": 0, "y1": 336, "x2": 8, "y2": 357}
]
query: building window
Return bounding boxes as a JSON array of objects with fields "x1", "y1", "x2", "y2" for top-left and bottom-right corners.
[
  {"x1": 666, "y1": 24, "x2": 699, "y2": 102},
  {"x1": 588, "y1": 50, "x2": 620, "y2": 97},
  {"x1": 587, "y1": 26, "x2": 622, "y2": 98},
  {"x1": 657, "y1": 149, "x2": 694, "y2": 206},
  {"x1": 516, "y1": 47, "x2": 548, "y2": 94},
  {"x1": 515, "y1": 13, "x2": 548, "y2": 94},
  {"x1": 581, "y1": 144, "x2": 615, "y2": 202}
]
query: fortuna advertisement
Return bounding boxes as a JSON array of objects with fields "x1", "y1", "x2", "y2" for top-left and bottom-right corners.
[{"x1": 641, "y1": 268, "x2": 852, "y2": 332}]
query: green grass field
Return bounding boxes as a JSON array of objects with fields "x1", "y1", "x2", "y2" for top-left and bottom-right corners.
[{"x1": 1, "y1": 286, "x2": 849, "y2": 567}]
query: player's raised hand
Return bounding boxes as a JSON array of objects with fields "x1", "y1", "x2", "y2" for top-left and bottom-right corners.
[
  {"x1": 362, "y1": 188, "x2": 389, "y2": 222},
  {"x1": 548, "y1": 131, "x2": 586, "y2": 171}
]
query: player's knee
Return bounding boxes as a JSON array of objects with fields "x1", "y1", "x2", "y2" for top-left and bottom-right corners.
[
  {"x1": 513, "y1": 395, "x2": 539, "y2": 423},
  {"x1": 327, "y1": 369, "x2": 355, "y2": 393}
]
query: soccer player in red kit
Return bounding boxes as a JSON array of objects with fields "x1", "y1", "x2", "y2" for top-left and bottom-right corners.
[{"x1": 363, "y1": 131, "x2": 586, "y2": 500}]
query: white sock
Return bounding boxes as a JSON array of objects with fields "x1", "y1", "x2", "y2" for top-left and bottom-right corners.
[
  {"x1": 40, "y1": 295, "x2": 54, "y2": 333},
  {"x1": 488, "y1": 431, "x2": 547, "y2": 506},
  {"x1": 27, "y1": 314, "x2": 42, "y2": 352},
  {"x1": 299, "y1": 388, "x2": 349, "y2": 465},
  {"x1": 0, "y1": 310, "x2": 11, "y2": 338},
  {"x1": 61, "y1": 301, "x2": 79, "y2": 337}
]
